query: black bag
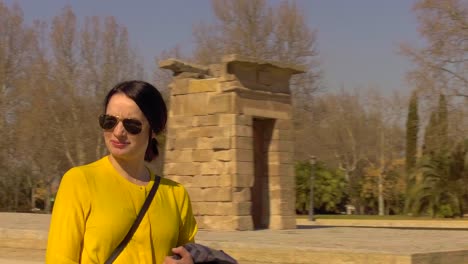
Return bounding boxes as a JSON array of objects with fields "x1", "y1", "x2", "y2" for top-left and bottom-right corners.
[{"x1": 172, "y1": 243, "x2": 238, "y2": 264}]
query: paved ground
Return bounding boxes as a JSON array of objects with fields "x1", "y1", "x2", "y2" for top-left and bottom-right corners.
[{"x1": 2, "y1": 213, "x2": 468, "y2": 263}]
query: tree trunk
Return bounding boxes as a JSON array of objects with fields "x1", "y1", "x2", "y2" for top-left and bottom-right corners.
[{"x1": 378, "y1": 173, "x2": 384, "y2": 216}]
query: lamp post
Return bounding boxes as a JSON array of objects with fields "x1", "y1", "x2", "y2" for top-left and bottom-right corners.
[{"x1": 309, "y1": 155, "x2": 317, "y2": 221}]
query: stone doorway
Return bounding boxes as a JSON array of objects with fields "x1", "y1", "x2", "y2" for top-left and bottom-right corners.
[{"x1": 252, "y1": 118, "x2": 275, "y2": 229}]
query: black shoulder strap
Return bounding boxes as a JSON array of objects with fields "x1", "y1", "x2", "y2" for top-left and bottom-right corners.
[{"x1": 105, "y1": 175, "x2": 161, "y2": 264}]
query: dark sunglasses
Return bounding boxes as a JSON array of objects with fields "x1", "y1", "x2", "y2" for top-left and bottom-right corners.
[{"x1": 99, "y1": 114, "x2": 143, "y2": 135}]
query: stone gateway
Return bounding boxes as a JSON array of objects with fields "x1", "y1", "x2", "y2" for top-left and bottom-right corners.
[{"x1": 160, "y1": 54, "x2": 305, "y2": 230}]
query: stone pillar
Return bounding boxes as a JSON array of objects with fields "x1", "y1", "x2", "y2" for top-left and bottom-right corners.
[{"x1": 160, "y1": 54, "x2": 305, "y2": 230}]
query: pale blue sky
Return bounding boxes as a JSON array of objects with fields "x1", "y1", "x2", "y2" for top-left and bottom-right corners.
[{"x1": 4, "y1": 0, "x2": 422, "y2": 94}]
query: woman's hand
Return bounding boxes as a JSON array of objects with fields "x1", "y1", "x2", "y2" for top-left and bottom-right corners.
[{"x1": 163, "y1": 246, "x2": 194, "y2": 264}]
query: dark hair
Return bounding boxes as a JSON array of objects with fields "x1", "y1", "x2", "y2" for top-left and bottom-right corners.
[{"x1": 103, "y1": 80, "x2": 167, "y2": 162}]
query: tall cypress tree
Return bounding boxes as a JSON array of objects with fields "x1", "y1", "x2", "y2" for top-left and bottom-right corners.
[
  {"x1": 406, "y1": 91, "x2": 419, "y2": 173},
  {"x1": 437, "y1": 94, "x2": 448, "y2": 152},
  {"x1": 423, "y1": 111, "x2": 438, "y2": 156}
]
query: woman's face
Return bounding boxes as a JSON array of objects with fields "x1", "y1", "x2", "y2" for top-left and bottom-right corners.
[{"x1": 103, "y1": 93, "x2": 150, "y2": 162}]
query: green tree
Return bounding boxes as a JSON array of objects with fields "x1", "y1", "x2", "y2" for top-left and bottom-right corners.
[
  {"x1": 423, "y1": 111, "x2": 438, "y2": 156},
  {"x1": 437, "y1": 94, "x2": 448, "y2": 152},
  {"x1": 407, "y1": 153, "x2": 461, "y2": 218},
  {"x1": 295, "y1": 161, "x2": 347, "y2": 214},
  {"x1": 405, "y1": 91, "x2": 419, "y2": 173}
]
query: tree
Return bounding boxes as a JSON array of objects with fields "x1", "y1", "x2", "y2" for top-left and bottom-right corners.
[
  {"x1": 295, "y1": 160, "x2": 347, "y2": 214},
  {"x1": 189, "y1": 0, "x2": 322, "y2": 161},
  {"x1": 423, "y1": 111, "x2": 438, "y2": 156},
  {"x1": 0, "y1": 3, "x2": 145, "y2": 212},
  {"x1": 405, "y1": 91, "x2": 419, "y2": 173},
  {"x1": 0, "y1": 1, "x2": 38, "y2": 211},
  {"x1": 305, "y1": 88, "x2": 407, "y2": 214},
  {"x1": 401, "y1": 0, "x2": 468, "y2": 98},
  {"x1": 422, "y1": 94, "x2": 450, "y2": 156},
  {"x1": 407, "y1": 151, "x2": 462, "y2": 218},
  {"x1": 437, "y1": 94, "x2": 449, "y2": 152}
]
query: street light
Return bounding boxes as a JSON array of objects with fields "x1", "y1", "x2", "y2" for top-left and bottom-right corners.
[{"x1": 309, "y1": 155, "x2": 317, "y2": 221}]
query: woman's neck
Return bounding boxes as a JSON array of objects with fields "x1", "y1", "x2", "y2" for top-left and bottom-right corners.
[{"x1": 109, "y1": 155, "x2": 149, "y2": 184}]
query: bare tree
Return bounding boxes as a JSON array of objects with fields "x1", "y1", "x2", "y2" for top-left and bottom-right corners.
[
  {"x1": 401, "y1": 0, "x2": 468, "y2": 98},
  {"x1": 189, "y1": 0, "x2": 322, "y2": 160},
  {"x1": 0, "y1": 1, "x2": 38, "y2": 211},
  {"x1": 305, "y1": 88, "x2": 406, "y2": 214}
]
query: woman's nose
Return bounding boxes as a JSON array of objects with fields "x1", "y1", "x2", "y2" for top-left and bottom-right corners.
[{"x1": 112, "y1": 121, "x2": 127, "y2": 136}]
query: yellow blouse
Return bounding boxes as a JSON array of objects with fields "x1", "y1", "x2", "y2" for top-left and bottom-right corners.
[{"x1": 46, "y1": 156, "x2": 197, "y2": 264}]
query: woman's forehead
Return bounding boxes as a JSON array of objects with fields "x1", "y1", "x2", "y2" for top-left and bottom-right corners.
[{"x1": 106, "y1": 93, "x2": 143, "y2": 118}]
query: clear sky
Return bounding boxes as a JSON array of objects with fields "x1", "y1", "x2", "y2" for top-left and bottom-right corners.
[{"x1": 4, "y1": 0, "x2": 422, "y2": 95}]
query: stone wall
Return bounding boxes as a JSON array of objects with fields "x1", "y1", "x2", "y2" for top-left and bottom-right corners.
[{"x1": 160, "y1": 54, "x2": 304, "y2": 230}]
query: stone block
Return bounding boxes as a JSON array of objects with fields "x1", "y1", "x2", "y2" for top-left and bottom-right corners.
[
  {"x1": 187, "y1": 79, "x2": 218, "y2": 94},
  {"x1": 171, "y1": 78, "x2": 191, "y2": 95},
  {"x1": 208, "y1": 63, "x2": 222, "y2": 77},
  {"x1": 213, "y1": 150, "x2": 234, "y2": 161},
  {"x1": 192, "y1": 149, "x2": 214, "y2": 162},
  {"x1": 165, "y1": 150, "x2": 193, "y2": 163},
  {"x1": 173, "y1": 137, "x2": 197, "y2": 149},
  {"x1": 268, "y1": 164, "x2": 294, "y2": 177},
  {"x1": 218, "y1": 114, "x2": 237, "y2": 125},
  {"x1": 237, "y1": 97, "x2": 291, "y2": 120},
  {"x1": 193, "y1": 114, "x2": 219, "y2": 126},
  {"x1": 219, "y1": 81, "x2": 243, "y2": 92},
  {"x1": 271, "y1": 129, "x2": 293, "y2": 140},
  {"x1": 171, "y1": 93, "x2": 212, "y2": 116},
  {"x1": 207, "y1": 93, "x2": 235, "y2": 114},
  {"x1": 214, "y1": 149, "x2": 253, "y2": 162},
  {"x1": 195, "y1": 126, "x2": 227, "y2": 137},
  {"x1": 268, "y1": 151, "x2": 293, "y2": 164},
  {"x1": 270, "y1": 201, "x2": 295, "y2": 215},
  {"x1": 269, "y1": 175, "x2": 295, "y2": 190},
  {"x1": 232, "y1": 174, "x2": 254, "y2": 188},
  {"x1": 167, "y1": 175, "x2": 194, "y2": 186},
  {"x1": 234, "y1": 202, "x2": 252, "y2": 216},
  {"x1": 187, "y1": 187, "x2": 232, "y2": 202},
  {"x1": 200, "y1": 161, "x2": 227, "y2": 175},
  {"x1": 218, "y1": 113, "x2": 252, "y2": 126},
  {"x1": 193, "y1": 202, "x2": 251, "y2": 216},
  {"x1": 196, "y1": 215, "x2": 253, "y2": 230},
  {"x1": 164, "y1": 162, "x2": 200, "y2": 176},
  {"x1": 195, "y1": 137, "x2": 211, "y2": 149},
  {"x1": 268, "y1": 215, "x2": 296, "y2": 230},
  {"x1": 211, "y1": 137, "x2": 231, "y2": 150},
  {"x1": 270, "y1": 189, "x2": 295, "y2": 201},
  {"x1": 268, "y1": 140, "x2": 294, "y2": 153},
  {"x1": 235, "y1": 149, "x2": 253, "y2": 162},
  {"x1": 275, "y1": 119, "x2": 292, "y2": 130},
  {"x1": 167, "y1": 115, "x2": 193, "y2": 128},
  {"x1": 175, "y1": 126, "x2": 225, "y2": 138},
  {"x1": 196, "y1": 137, "x2": 231, "y2": 150},
  {"x1": 232, "y1": 187, "x2": 251, "y2": 202},
  {"x1": 227, "y1": 161, "x2": 254, "y2": 175},
  {"x1": 231, "y1": 136, "x2": 253, "y2": 150},
  {"x1": 230, "y1": 125, "x2": 252, "y2": 137},
  {"x1": 173, "y1": 175, "x2": 231, "y2": 188}
]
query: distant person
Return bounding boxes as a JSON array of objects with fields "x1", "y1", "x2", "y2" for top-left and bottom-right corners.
[{"x1": 46, "y1": 80, "x2": 197, "y2": 264}]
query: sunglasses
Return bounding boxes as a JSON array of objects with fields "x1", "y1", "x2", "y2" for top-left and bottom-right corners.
[{"x1": 99, "y1": 114, "x2": 143, "y2": 135}]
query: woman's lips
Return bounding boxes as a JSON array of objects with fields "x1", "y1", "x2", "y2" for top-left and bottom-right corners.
[{"x1": 110, "y1": 140, "x2": 129, "y2": 149}]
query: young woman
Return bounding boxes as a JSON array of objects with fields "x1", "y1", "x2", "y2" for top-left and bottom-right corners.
[{"x1": 47, "y1": 80, "x2": 197, "y2": 264}]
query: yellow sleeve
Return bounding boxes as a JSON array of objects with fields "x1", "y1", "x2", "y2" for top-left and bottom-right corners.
[
  {"x1": 176, "y1": 186, "x2": 197, "y2": 246},
  {"x1": 46, "y1": 167, "x2": 91, "y2": 264}
]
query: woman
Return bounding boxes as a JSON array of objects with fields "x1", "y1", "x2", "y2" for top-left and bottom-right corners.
[{"x1": 47, "y1": 80, "x2": 197, "y2": 264}]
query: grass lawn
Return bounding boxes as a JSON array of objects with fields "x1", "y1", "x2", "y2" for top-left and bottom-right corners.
[{"x1": 296, "y1": 214, "x2": 467, "y2": 220}]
